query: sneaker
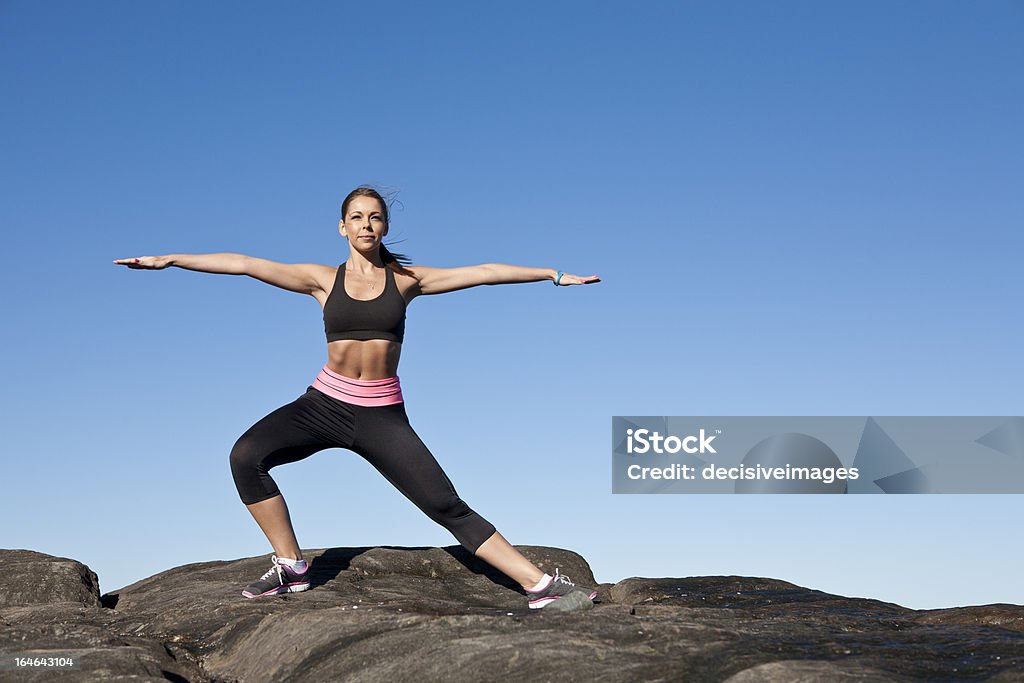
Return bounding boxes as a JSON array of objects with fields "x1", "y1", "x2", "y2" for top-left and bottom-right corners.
[
  {"x1": 526, "y1": 568, "x2": 598, "y2": 609},
  {"x1": 241, "y1": 555, "x2": 311, "y2": 599}
]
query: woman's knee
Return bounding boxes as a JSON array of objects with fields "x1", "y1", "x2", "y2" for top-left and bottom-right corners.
[
  {"x1": 229, "y1": 434, "x2": 263, "y2": 475},
  {"x1": 428, "y1": 495, "x2": 492, "y2": 534},
  {"x1": 434, "y1": 498, "x2": 496, "y2": 553},
  {"x1": 229, "y1": 435, "x2": 274, "y2": 503}
]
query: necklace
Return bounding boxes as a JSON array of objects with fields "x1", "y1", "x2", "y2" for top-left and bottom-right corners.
[{"x1": 344, "y1": 264, "x2": 384, "y2": 299}]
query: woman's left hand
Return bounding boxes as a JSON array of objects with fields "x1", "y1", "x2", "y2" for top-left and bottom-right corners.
[{"x1": 556, "y1": 272, "x2": 601, "y2": 286}]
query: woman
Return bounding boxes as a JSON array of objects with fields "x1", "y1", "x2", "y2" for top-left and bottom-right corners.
[{"x1": 114, "y1": 186, "x2": 601, "y2": 610}]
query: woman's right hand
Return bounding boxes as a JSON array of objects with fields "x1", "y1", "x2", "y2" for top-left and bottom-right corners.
[{"x1": 113, "y1": 256, "x2": 170, "y2": 270}]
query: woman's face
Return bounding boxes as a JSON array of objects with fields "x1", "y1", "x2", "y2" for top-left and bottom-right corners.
[{"x1": 340, "y1": 196, "x2": 388, "y2": 253}]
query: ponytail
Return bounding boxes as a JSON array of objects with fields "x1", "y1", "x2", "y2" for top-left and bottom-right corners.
[
  {"x1": 380, "y1": 242, "x2": 411, "y2": 266},
  {"x1": 380, "y1": 242, "x2": 411, "y2": 274}
]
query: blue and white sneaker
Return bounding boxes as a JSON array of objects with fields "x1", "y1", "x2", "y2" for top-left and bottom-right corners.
[
  {"x1": 242, "y1": 555, "x2": 311, "y2": 599},
  {"x1": 526, "y1": 568, "x2": 598, "y2": 609}
]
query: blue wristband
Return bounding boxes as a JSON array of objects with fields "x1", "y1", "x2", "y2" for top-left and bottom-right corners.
[{"x1": 554, "y1": 271, "x2": 564, "y2": 286}]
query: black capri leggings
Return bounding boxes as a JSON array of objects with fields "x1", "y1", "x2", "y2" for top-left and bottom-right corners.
[{"x1": 229, "y1": 385, "x2": 497, "y2": 554}]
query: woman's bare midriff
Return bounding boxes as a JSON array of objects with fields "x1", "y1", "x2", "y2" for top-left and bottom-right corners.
[
  {"x1": 312, "y1": 263, "x2": 415, "y2": 380},
  {"x1": 325, "y1": 339, "x2": 401, "y2": 380}
]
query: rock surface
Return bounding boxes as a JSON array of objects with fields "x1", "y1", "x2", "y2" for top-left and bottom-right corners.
[{"x1": 1, "y1": 546, "x2": 1022, "y2": 682}]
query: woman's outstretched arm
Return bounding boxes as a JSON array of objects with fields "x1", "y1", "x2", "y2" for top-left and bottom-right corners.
[
  {"x1": 408, "y1": 263, "x2": 600, "y2": 297},
  {"x1": 113, "y1": 253, "x2": 327, "y2": 296},
  {"x1": 113, "y1": 253, "x2": 245, "y2": 273}
]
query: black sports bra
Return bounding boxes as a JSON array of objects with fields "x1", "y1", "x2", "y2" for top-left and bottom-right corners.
[{"x1": 323, "y1": 263, "x2": 406, "y2": 344}]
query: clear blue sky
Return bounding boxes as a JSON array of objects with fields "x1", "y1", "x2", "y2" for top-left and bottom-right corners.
[{"x1": 2, "y1": 1, "x2": 1021, "y2": 610}]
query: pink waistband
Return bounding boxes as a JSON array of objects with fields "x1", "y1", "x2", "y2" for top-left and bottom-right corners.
[{"x1": 312, "y1": 366, "x2": 404, "y2": 407}]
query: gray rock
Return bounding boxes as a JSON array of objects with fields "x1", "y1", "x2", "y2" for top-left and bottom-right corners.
[
  {"x1": 1, "y1": 546, "x2": 1022, "y2": 682},
  {"x1": 723, "y1": 659, "x2": 899, "y2": 682},
  {"x1": 0, "y1": 550, "x2": 100, "y2": 609}
]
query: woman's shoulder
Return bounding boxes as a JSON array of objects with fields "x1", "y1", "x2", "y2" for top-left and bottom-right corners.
[
  {"x1": 310, "y1": 262, "x2": 342, "y2": 291},
  {"x1": 314, "y1": 262, "x2": 342, "y2": 278},
  {"x1": 393, "y1": 263, "x2": 450, "y2": 279},
  {"x1": 390, "y1": 264, "x2": 431, "y2": 303},
  {"x1": 391, "y1": 263, "x2": 428, "y2": 281}
]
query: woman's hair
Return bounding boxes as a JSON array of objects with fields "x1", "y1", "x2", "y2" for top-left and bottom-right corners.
[{"x1": 341, "y1": 186, "x2": 412, "y2": 268}]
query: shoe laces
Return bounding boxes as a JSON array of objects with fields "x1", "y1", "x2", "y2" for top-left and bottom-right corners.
[
  {"x1": 258, "y1": 554, "x2": 285, "y2": 583},
  {"x1": 552, "y1": 568, "x2": 576, "y2": 587}
]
